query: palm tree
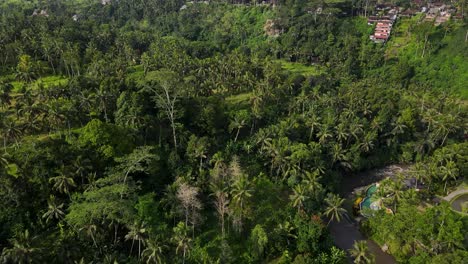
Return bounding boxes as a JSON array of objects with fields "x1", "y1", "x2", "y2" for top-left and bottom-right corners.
[
  {"x1": 2, "y1": 118, "x2": 23, "y2": 152},
  {"x1": 389, "y1": 176, "x2": 405, "y2": 212},
  {"x1": 262, "y1": 137, "x2": 290, "y2": 178},
  {"x1": 192, "y1": 138, "x2": 208, "y2": 172},
  {"x1": 335, "y1": 123, "x2": 349, "y2": 144},
  {"x1": 317, "y1": 124, "x2": 332, "y2": 144},
  {"x1": 1, "y1": 230, "x2": 39, "y2": 263},
  {"x1": 172, "y1": 222, "x2": 192, "y2": 264},
  {"x1": 359, "y1": 131, "x2": 376, "y2": 153},
  {"x1": 42, "y1": 195, "x2": 65, "y2": 223},
  {"x1": 414, "y1": 137, "x2": 436, "y2": 158},
  {"x1": 49, "y1": 174, "x2": 76, "y2": 196},
  {"x1": 125, "y1": 222, "x2": 147, "y2": 259},
  {"x1": 142, "y1": 237, "x2": 167, "y2": 264},
  {"x1": 440, "y1": 160, "x2": 459, "y2": 194},
  {"x1": 306, "y1": 113, "x2": 321, "y2": 140},
  {"x1": 94, "y1": 87, "x2": 110, "y2": 122},
  {"x1": 46, "y1": 100, "x2": 66, "y2": 132},
  {"x1": 348, "y1": 121, "x2": 364, "y2": 143},
  {"x1": 250, "y1": 89, "x2": 264, "y2": 131},
  {"x1": 290, "y1": 184, "x2": 309, "y2": 213},
  {"x1": 391, "y1": 118, "x2": 407, "y2": 137},
  {"x1": 323, "y1": 194, "x2": 347, "y2": 226},
  {"x1": 276, "y1": 220, "x2": 297, "y2": 246},
  {"x1": 79, "y1": 224, "x2": 98, "y2": 248},
  {"x1": 410, "y1": 163, "x2": 427, "y2": 189},
  {"x1": 349, "y1": 241, "x2": 374, "y2": 264},
  {"x1": 302, "y1": 170, "x2": 322, "y2": 198},
  {"x1": 229, "y1": 114, "x2": 247, "y2": 142},
  {"x1": 230, "y1": 176, "x2": 253, "y2": 228},
  {"x1": 15, "y1": 54, "x2": 38, "y2": 83}
]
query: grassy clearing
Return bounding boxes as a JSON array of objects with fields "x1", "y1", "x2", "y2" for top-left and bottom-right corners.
[
  {"x1": 275, "y1": 60, "x2": 324, "y2": 77},
  {"x1": 225, "y1": 92, "x2": 252, "y2": 110},
  {"x1": 127, "y1": 65, "x2": 145, "y2": 81},
  {"x1": 2, "y1": 75, "x2": 69, "y2": 92},
  {"x1": 385, "y1": 15, "x2": 422, "y2": 59},
  {"x1": 35, "y1": 75, "x2": 69, "y2": 87}
]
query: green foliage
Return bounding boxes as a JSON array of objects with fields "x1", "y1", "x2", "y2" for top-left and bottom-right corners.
[
  {"x1": 294, "y1": 213, "x2": 331, "y2": 255},
  {"x1": 0, "y1": 1, "x2": 466, "y2": 263},
  {"x1": 250, "y1": 224, "x2": 268, "y2": 259},
  {"x1": 78, "y1": 119, "x2": 134, "y2": 159},
  {"x1": 365, "y1": 203, "x2": 466, "y2": 263}
]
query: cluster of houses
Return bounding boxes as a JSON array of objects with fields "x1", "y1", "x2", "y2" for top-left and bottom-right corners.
[
  {"x1": 367, "y1": 1, "x2": 461, "y2": 43},
  {"x1": 425, "y1": 3, "x2": 457, "y2": 26},
  {"x1": 368, "y1": 15, "x2": 397, "y2": 43}
]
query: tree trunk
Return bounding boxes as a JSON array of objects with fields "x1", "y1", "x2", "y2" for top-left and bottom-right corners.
[
  {"x1": 138, "y1": 240, "x2": 141, "y2": 260},
  {"x1": 421, "y1": 35, "x2": 428, "y2": 58},
  {"x1": 235, "y1": 127, "x2": 241, "y2": 142},
  {"x1": 114, "y1": 224, "x2": 118, "y2": 245},
  {"x1": 130, "y1": 239, "x2": 135, "y2": 256},
  {"x1": 171, "y1": 119, "x2": 177, "y2": 150},
  {"x1": 221, "y1": 213, "x2": 225, "y2": 238},
  {"x1": 364, "y1": 0, "x2": 369, "y2": 18}
]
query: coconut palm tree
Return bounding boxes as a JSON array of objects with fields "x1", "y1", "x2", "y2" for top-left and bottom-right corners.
[
  {"x1": 142, "y1": 237, "x2": 167, "y2": 264},
  {"x1": 79, "y1": 224, "x2": 98, "y2": 248},
  {"x1": 261, "y1": 137, "x2": 291, "y2": 178},
  {"x1": 125, "y1": 222, "x2": 147, "y2": 259},
  {"x1": 359, "y1": 131, "x2": 376, "y2": 153},
  {"x1": 42, "y1": 195, "x2": 65, "y2": 223},
  {"x1": 290, "y1": 184, "x2": 309, "y2": 213},
  {"x1": 317, "y1": 124, "x2": 333, "y2": 144},
  {"x1": 302, "y1": 170, "x2": 322, "y2": 198},
  {"x1": 389, "y1": 176, "x2": 405, "y2": 212},
  {"x1": 410, "y1": 163, "x2": 426, "y2": 189},
  {"x1": 229, "y1": 113, "x2": 247, "y2": 142},
  {"x1": 49, "y1": 173, "x2": 76, "y2": 196},
  {"x1": 349, "y1": 240, "x2": 374, "y2": 264},
  {"x1": 230, "y1": 176, "x2": 253, "y2": 221},
  {"x1": 335, "y1": 122, "x2": 349, "y2": 144},
  {"x1": 323, "y1": 194, "x2": 347, "y2": 226},
  {"x1": 172, "y1": 222, "x2": 192, "y2": 264},
  {"x1": 1, "y1": 230, "x2": 39, "y2": 263},
  {"x1": 1, "y1": 118, "x2": 23, "y2": 152},
  {"x1": 440, "y1": 160, "x2": 459, "y2": 194},
  {"x1": 306, "y1": 113, "x2": 321, "y2": 140}
]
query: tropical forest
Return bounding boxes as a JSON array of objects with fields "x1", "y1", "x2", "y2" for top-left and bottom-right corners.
[{"x1": 0, "y1": 0, "x2": 467, "y2": 263}]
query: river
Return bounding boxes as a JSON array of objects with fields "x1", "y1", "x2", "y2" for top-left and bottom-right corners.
[{"x1": 328, "y1": 165, "x2": 409, "y2": 264}]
